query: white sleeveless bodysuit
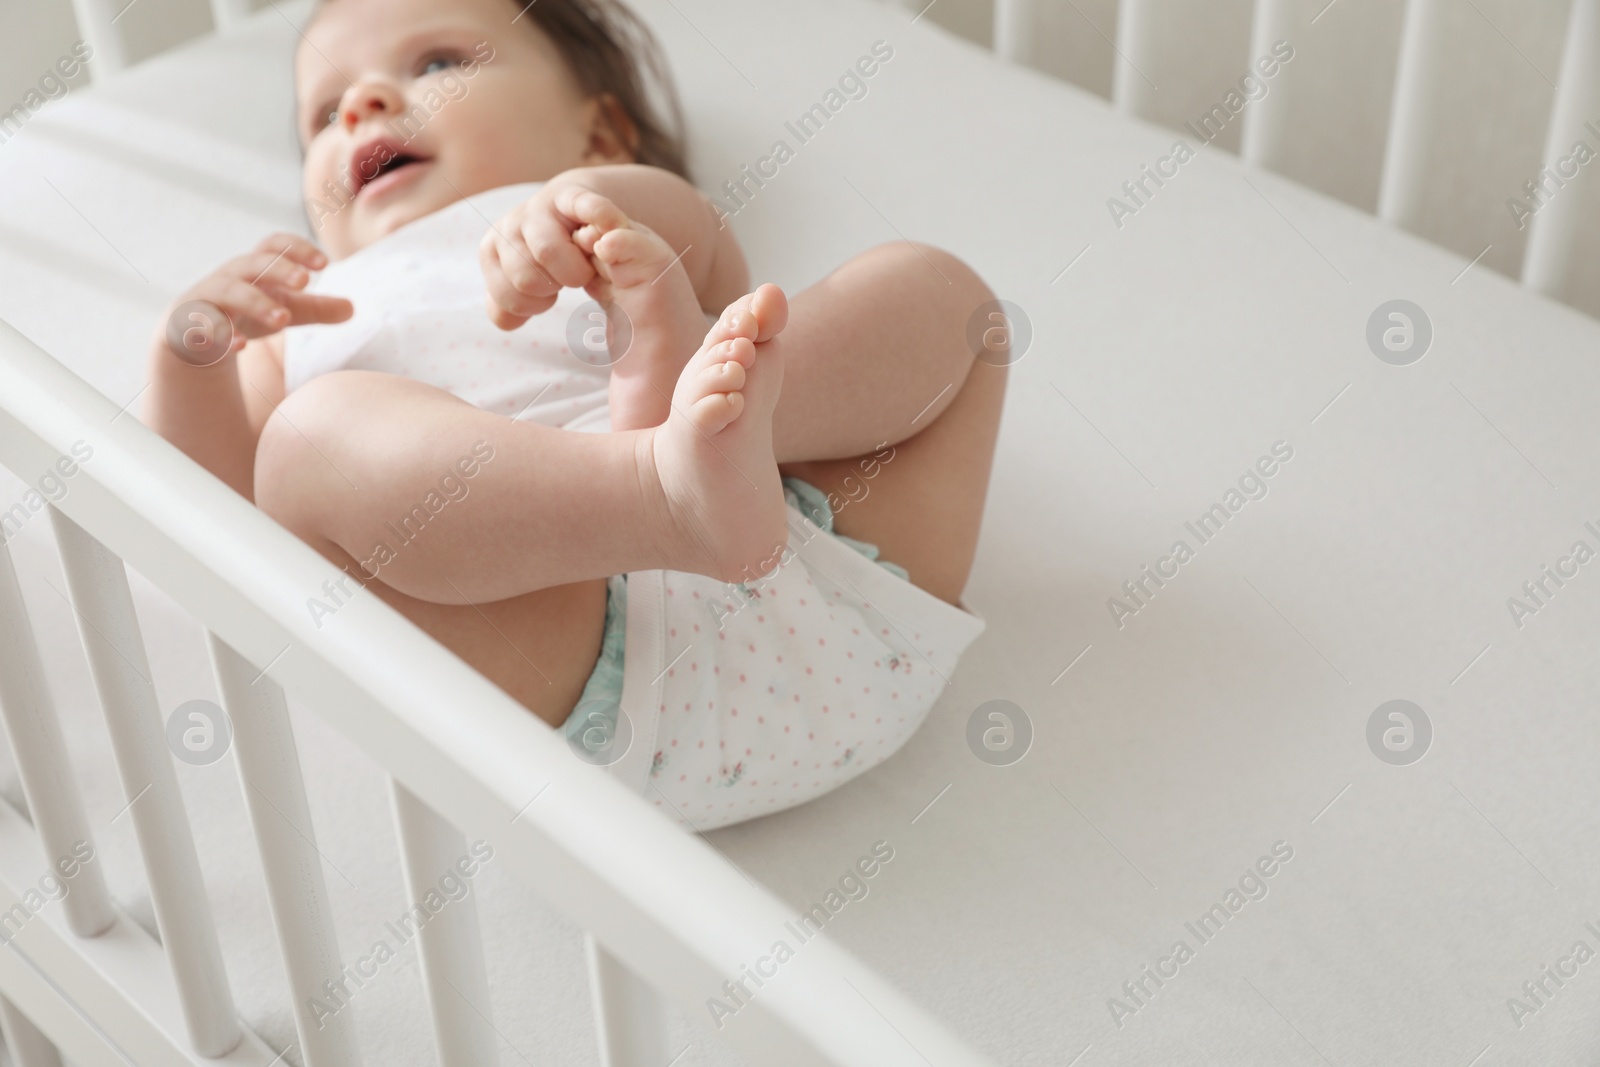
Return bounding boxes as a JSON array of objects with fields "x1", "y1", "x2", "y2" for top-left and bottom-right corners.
[{"x1": 285, "y1": 182, "x2": 613, "y2": 432}]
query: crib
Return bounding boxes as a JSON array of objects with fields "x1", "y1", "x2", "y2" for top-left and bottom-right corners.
[{"x1": 2, "y1": 0, "x2": 1599, "y2": 1064}]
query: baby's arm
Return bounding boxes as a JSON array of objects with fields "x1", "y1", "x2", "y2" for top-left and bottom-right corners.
[
  {"x1": 479, "y1": 164, "x2": 747, "y2": 330},
  {"x1": 144, "y1": 233, "x2": 351, "y2": 499}
]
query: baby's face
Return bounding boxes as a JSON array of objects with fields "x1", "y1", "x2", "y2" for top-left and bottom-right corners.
[{"x1": 297, "y1": 0, "x2": 617, "y2": 258}]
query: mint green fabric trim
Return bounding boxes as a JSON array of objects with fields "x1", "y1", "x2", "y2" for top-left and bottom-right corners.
[
  {"x1": 567, "y1": 572, "x2": 628, "y2": 732},
  {"x1": 781, "y1": 477, "x2": 910, "y2": 581},
  {"x1": 563, "y1": 477, "x2": 904, "y2": 743}
]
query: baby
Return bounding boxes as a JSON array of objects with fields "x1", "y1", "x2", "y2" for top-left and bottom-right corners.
[{"x1": 146, "y1": 0, "x2": 1006, "y2": 830}]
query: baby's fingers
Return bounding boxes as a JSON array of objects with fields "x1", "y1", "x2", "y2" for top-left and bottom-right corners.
[
  {"x1": 237, "y1": 250, "x2": 312, "y2": 293},
  {"x1": 552, "y1": 185, "x2": 628, "y2": 234},
  {"x1": 514, "y1": 206, "x2": 594, "y2": 289},
  {"x1": 572, "y1": 223, "x2": 602, "y2": 256},
  {"x1": 253, "y1": 232, "x2": 330, "y2": 271},
  {"x1": 479, "y1": 230, "x2": 559, "y2": 328},
  {"x1": 279, "y1": 290, "x2": 354, "y2": 325},
  {"x1": 210, "y1": 279, "x2": 292, "y2": 336}
]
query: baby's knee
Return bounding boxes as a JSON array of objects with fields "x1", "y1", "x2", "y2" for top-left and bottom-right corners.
[
  {"x1": 253, "y1": 372, "x2": 364, "y2": 531},
  {"x1": 870, "y1": 241, "x2": 991, "y2": 298}
]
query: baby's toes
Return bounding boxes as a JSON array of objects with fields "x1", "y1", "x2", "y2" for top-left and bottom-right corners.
[
  {"x1": 594, "y1": 228, "x2": 676, "y2": 287},
  {"x1": 747, "y1": 283, "x2": 788, "y2": 341},
  {"x1": 702, "y1": 358, "x2": 746, "y2": 395},
  {"x1": 713, "y1": 335, "x2": 757, "y2": 371},
  {"x1": 686, "y1": 389, "x2": 745, "y2": 436},
  {"x1": 683, "y1": 339, "x2": 751, "y2": 401},
  {"x1": 703, "y1": 294, "x2": 761, "y2": 348}
]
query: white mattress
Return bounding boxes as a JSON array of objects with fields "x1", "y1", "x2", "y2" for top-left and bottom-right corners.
[{"x1": 1, "y1": 0, "x2": 1599, "y2": 1064}]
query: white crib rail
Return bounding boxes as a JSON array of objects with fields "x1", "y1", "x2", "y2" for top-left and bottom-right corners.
[
  {"x1": 0, "y1": 319, "x2": 997, "y2": 1066},
  {"x1": 49, "y1": 510, "x2": 241, "y2": 1057},
  {"x1": 588, "y1": 937, "x2": 670, "y2": 1064},
  {"x1": 208, "y1": 0, "x2": 256, "y2": 32},
  {"x1": 388, "y1": 780, "x2": 498, "y2": 1067},
  {"x1": 1525, "y1": 0, "x2": 1600, "y2": 305},
  {"x1": 986, "y1": 0, "x2": 1600, "y2": 315},
  {"x1": 66, "y1": 0, "x2": 259, "y2": 76},
  {"x1": 0, "y1": 995, "x2": 60, "y2": 1067},
  {"x1": 64, "y1": 0, "x2": 132, "y2": 76},
  {"x1": 209, "y1": 635, "x2": 362, "y2": 1067},
  {"x1": 0, "y1": 545, "x2": 116, "y2": 941}
]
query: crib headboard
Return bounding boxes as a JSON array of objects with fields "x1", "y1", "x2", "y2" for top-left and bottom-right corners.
[{"x1": 918, "y1": 0, "x2": 1600, "y2": 320}]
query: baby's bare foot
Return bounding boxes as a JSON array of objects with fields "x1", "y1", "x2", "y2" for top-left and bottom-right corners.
[
  {"x1": 574, "y1": 203, "x2": 708, "y2": 430},
  {"x1": 645, "y1": 284, "x2": 789, "y2": 583}
]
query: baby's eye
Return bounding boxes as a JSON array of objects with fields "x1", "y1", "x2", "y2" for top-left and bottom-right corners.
[{"x1": 419, "y1": 55, "x2": 459, "y2": 76}]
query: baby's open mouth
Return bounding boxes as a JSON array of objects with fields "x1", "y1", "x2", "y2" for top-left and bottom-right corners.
[{"x1": 349, "y1": 136, "x2": 432, "y2": 199}]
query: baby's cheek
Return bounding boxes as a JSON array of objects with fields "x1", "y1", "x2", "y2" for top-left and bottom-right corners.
[
  {"x1": 302, "y1": 145, "x2": 341, "y2": 206},
  {"x1": 300, "y1": 143, "x2": 355, "y2": 246},
  {"x1": 451, "y1": 91, "x2": 590, "y2": 184},
  {"x1": 440, "y1": 110, "x2": 527, "y2": 185}
]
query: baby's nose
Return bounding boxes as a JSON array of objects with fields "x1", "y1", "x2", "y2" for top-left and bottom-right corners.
[{"x1": 341, "y1": 81, "x2": 402, "y2": 130}]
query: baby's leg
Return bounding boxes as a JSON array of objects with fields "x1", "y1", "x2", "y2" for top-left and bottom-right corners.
[
  {"x1": 255, "y1": 293, "x2": 789, "y2": 604},
  {"x1": 769, "y1": 242, "x2": 993, "y2": 463},
  {"x1": 346, "y1": 565, "x2": 607, "y2": 730},
  {"x1": 772, "y1": 242, "x2": 1007, "y2": 604},
  {"x1": 260, "y1": 244, "x2": 998, "y2": 611}
]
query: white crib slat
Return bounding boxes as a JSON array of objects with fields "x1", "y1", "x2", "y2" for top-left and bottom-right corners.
[
  {"x1": 64, "y1": 0, "x2": 130, "y2": 76},
  {"x1": 1525, "y1": 0, "x2": 1600, "y2": 302},
  {"x1": 993, "y1": 0, "x2": 1118, "y2": 97},
  {"x1": 1111, "y1": 0, "x2": 1154, "y2": 116},
  {"x1": 47, "y1": 509, "x2": 241, "y2": 1057},
  {"x1": 0, "y1": 994, "x2": 62, "y2": 1067},
  {"x1": 1378, "y1": 0, "x2": 1569, "y2": 278},
  {"x1": 0, "y1": 315, "x2": 998, "y2": 1067},
  {"x1": 207, "y1": 634, "x2": 362, "y2": 1067},
  {"x1": 388, "y1": 781, "x2": 497, "y2": 1067},
  {"x1": 1240, "y1": 0, "x2": 1291, "y2": 169},
  {"x1": 586, "y1": 937, "x2": 667, "y2": 1067},
  {"x1": 1111, "y1": 0, "x2": 1258, "y2": 153},
  {"x1": 993, "y1": 0, "x2": 1036, "y2": 65},
  {"x1": 209, "y1": 0, "x2": 255, "y2": 32},
  {"x1": 0, "y1": 540, "x2": 114, "y2": 940},
  {"x1": 1376, "y1": 0, "x2": 1442, "y2": 229},
  {"x1": 1237, "y1": 0, "x2": 1409, "y2": 214}
]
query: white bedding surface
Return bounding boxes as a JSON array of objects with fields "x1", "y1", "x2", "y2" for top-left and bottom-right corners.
[{"x1": 1, "y1": 0, "x2": 1599, "y2": 1064}]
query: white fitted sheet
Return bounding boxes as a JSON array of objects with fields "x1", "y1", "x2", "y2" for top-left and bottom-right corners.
[{"x1": 0, "y1": 0, "x2": 1598, "y2": 1063}]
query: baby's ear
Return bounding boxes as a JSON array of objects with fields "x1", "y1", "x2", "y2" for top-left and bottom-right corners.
[{"x1": 582, "y1": 93, "x2": 639, "y2": 165}]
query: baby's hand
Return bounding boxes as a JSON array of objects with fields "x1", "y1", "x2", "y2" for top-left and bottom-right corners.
[
  {"x1": 159, "y1": 233, "x2": 351, "y2": 361},
  {"x1": 478, "y1": 181, "x2": 630, "y2": 330}
]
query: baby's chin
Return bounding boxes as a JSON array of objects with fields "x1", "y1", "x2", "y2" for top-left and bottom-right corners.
[{"x1": 325, "y1": 184, "x2": 459, "y2": 258}]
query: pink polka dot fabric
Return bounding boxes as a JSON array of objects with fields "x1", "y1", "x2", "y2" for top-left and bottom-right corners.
[
  {"x1": 283, "y1": 183, "x2": 614, "y2": 434},
  {"x1": 621, "y1": 507, "x2": 987, "y2": 833}
]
